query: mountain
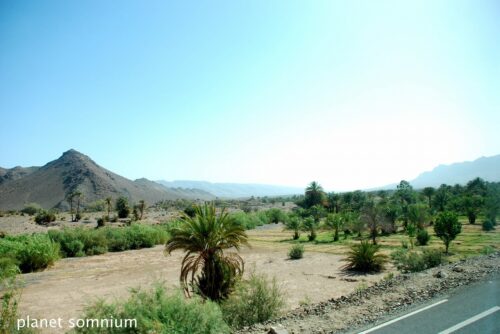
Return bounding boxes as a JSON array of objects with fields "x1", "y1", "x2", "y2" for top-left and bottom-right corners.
[
  {"x1": 409, "y1": 154, "x2": 500, "y2": 189},
  {"x1": 0, "y1": 166, "x2": 39, "y2": 184},
  {"x1": 156, "y1": 180, "x2": 303, "y2": 198},
  {"x1": 0, "y1": 150, "x2": 214, "y2": 210}
]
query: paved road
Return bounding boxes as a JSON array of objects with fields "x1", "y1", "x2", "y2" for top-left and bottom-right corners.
[{"x1": 351, "y1": 273, "x2": 500, "y2": 334}]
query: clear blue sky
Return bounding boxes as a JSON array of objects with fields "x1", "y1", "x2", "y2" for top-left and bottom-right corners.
[{"x1": 1, "y1": 0, "x2": 499, "y2": 191}]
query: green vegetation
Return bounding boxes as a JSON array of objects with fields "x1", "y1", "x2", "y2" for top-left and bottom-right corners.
[
  {"x1": 302, "y1": 217, "x2": 318, "y2": 241},
  {"x1": 434, "y1": 211, "x2": 462, "y2": 254},
  {"x1": 34, "y1": 209, "x2": 56, "y2": 225},
  {"x1": 0, "y1": 224, "x2": 169, "y2": 273},
  {"x1": 482, "y1": 219, "x2": 495, "y2": 231},
  {"x1": 342, "y1": 240, "x2": 387, "y2": 273},
  {"x1": 284, "y1": 214, "x2": 301, "y2": 240},
  {"x1": 48, "y1": 224, "x2": 169, "y2": 257},
  {"x1": 0, "y1": 234, "x2": 60, "y2": 273},
  {"x1": 229, "y1": 210, "x2": 271, "y2": 230},
  {"x1": 165, "y1": 203, "x2": 248, "y2": 301},
  {"x1": 416, "y1": 228, "x2": 431, "y2": 246},
  {"x1": 116, "y1": 196, "x2": 130, "y2": 219},
  {"x1": 75, "y1": 285, "x2": 230, "y2": 334},
  {"x1": 288, "y1": 244, "x2": 304, "y2": 259},
  {"x1": 391, "y1": 248, "x2": 443, "y2": 272},
  {"x1": 20, "y1": 203, "x2": 41, "y2": 216},
  {"x1": 0, "y1": 257, "x2": 21, "y2": 334},
  {"x1": 221, "y1": 272, "x2": 284, "y2": 329}
]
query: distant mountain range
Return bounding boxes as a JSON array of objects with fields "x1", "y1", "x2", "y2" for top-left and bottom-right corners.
[
  {"x1": 0, "y1": 150, "x2": 214, "y2": 210},
  {"x1": 156, "y1": 180, "x2": 303, "y2": 198},
  {"x1": 408, "y1": 154, "x2": 500, "y2": 189},
  {"x1": 1, "y1": 150, "x2": 498, "y2": 210}
]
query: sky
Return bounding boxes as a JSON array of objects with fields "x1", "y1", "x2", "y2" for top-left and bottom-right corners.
[{"x1": 1, "y1": 0, "x2": 499, "y2": 191}]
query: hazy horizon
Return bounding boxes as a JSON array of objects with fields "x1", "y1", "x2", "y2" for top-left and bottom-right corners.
[{"x1": 1, "y1": 1, "x2": 499, "y2": 191}]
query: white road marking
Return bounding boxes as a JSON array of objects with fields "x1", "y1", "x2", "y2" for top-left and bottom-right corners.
[
  {"x1": 357, "y1": 299, "x2": 448, "y2": 334},
  {"x1": 438, "y1": 306, "x2": 500, "y2": 334}
]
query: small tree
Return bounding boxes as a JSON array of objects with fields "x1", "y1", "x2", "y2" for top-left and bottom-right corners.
[
  {"x1": 302, "y1": 217, "x2": 318, "y2": 241},
  {"x1": 73, "y1": 190, "x2": 83, "y2": 221},
  {"x1": 325, "y1": 213, "x2": 343, "y2": 242},
  {"x1": 116, "y1": 197, "x2": 130, "y2": 219},
  {"x1": 360, "y1": 202, "x2": 387, "y2": 245},
  {"x1": 422, "y1": 187, "x2": 435, "y2": 208},
  {"x1": 105, "y1": 197, "x2": 112, "y2": 221},
  {"x1": 408, "y1": 204, "x2": 429, "y2": 230},
  {"x1": 138, "y1": 200, "x2": 146, "y2": 220},
  {"x1": 434, "y1": 211, "x2": 462, "y2": 254},
  {"x1": 284, "y1": 215, "x2": 302, "y2": 240}
]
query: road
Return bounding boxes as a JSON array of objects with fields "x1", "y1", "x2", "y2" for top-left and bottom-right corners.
[{"x1": 351, "y1": 273, "x2": 500, "y2": 334}]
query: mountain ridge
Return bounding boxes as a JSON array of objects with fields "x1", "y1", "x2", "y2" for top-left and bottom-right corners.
[
  {"x1": 0, "y1": 149, "x2": 214, "y2": 210},
  {"x1": 156, "y1": 180, "x2": 303, "y2": 198}
]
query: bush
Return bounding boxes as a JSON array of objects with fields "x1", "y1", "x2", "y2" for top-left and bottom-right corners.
[
  {"x1": 221, "y1": 272, "x2": 284, "y2": 329},
  {"x1": 0, "y1": 256, "x2": 21, "y2": 334},
  {"x1": 482, "y1": 220, "x2": 495, "y2": 231},
  {"x1": 416, "y1": 229, "x2": 430, "y2": 246},
  {"x1": 342, "y1": 240, "x2": 387, "y2": 272},
  {"x1": 96, "y1": 217, "x2": 106, "y2": 228},
  {"x1": 75, "y1": 284, "x2": 229, "y2": 334},
  {"x1": 49, "y1": 224, "x2": 169, "y2": 257},
  {"x1": 49, "y1": 228, "x2": 108, "y2": 257},
  {"x1": 391, "y1": 248, "x2": 443, "y2": 273},
  {"x1": 34, "y1": 210, "x2": 56, "y2": 225},
  {"x1": 20, "y1": 203, "x2": 41, "y2": 216},
  {"x1": 0, "y1": 234, "x2": 60, "y2": 273},
  {"x1": 288, "y1": 244, "x2": 304, "y2": 260},
  {"x1": 116, "y1": 197, "x2": 130, "y2": 219},
  {"x1": 266, "y1": 208, "x2": 288, "y2": 224}
]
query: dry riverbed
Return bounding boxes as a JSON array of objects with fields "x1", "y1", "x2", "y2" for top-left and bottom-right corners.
[{"x1": 18, "y1": 240, "x2": 387, "y2": 333}]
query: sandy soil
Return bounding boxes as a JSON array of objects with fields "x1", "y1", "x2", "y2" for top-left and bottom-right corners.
[{"x1": 16, "y1": 224, "x2": 389, "y2": 333}]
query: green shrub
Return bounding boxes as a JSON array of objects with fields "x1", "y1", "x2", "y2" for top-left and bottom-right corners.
[
  {"x1": 391, "y1": 249, "x2": 425, "y2": 272},
  {"x1": 0, "y1": 234, "x2": 60, "y2": 273},
  {"x1": 391, "y1": 248, "x2": 443, "y2": 273},
  {"x1": 416, "y1": 229, "x2": 430, "y2": 246},
  {"x1": 20, "y1": 203, "x2": 41, "y2": 216},
  {"x1": 482, "y1": 220, "x2": 495, "y2": 231},
  {"x1": 48, "y1": 228, "x2": 107, "y2": 257},
  {"x1": 288, "y1": 244, "x2": 304, "y2": 260},
  {"x1": 75, "y1": 285, "x2": 229, "y2": 334},
  {"x1": 422, "y1": 248, "x2": 443, "y2": 268},
  {"x1": 221, "y1": 272, "x2": 284, "y2": 329},
  {"x1": 0, "y1": 256, "x2": 21, "y2": 334},
  {"x1": 96, "y1": 217, "x2": 106, "y2": 228},
  {"x1": 34, "y1": 210, "x2": 56, "y2": 225},
  {"x1": 116, "y1": 197, "x2": 130, "y2": 219},
  {"x1": 342, "y1": 240, "x2": 387, "y2": 272},
  {"x1": 266, "y1": 208, "x2": 288, "y2": 224}
]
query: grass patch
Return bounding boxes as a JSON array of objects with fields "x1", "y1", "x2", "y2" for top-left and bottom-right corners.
[
  {"x1": 0, "y1": 234, "x2": 60, "y2": 273},
  {"x1": 75, "y1": 284, "x2": 229, "y2": 334}
]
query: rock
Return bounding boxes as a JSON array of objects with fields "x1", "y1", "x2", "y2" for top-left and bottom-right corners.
[
  {"x1": 268, "y1": 325, "x2": 289, "y2": 334},
  {"x1": 452, "y1": 266, "x2": 464, "y2": 272},
  {"x1": 434, "y1": 270, "x2": 448, "y2": 278}
]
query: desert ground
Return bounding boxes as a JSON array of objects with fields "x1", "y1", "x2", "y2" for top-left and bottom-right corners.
[{"x1": 15, "y1": 223, "x2": 390, "y2": 333}]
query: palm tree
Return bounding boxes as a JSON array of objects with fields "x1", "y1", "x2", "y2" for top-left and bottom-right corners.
[
  {"x1": 165, "y1": 203, "x2": 248, "y2": 301},
  {"x1": 284, "y1": 214, "x2": 302, "y2": 240},
  {"x1": 73, "y1": 190, "x2": 82, "y2": 221},
  {"x1": 67, "y1": 192, "x2": 75, "y2": 222},
  {"x1": 138, "y1": 200, "x2": 146, "y2": 220},
  {"x1": 325, "y1": 213, "x2": 343, "y2": 241},
  {"x1": 304, "y1": 181, "x2": 325, "y2": 208},
  {"x1": 105, "y1": 197, "x2": 112, "y2": 220}
]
